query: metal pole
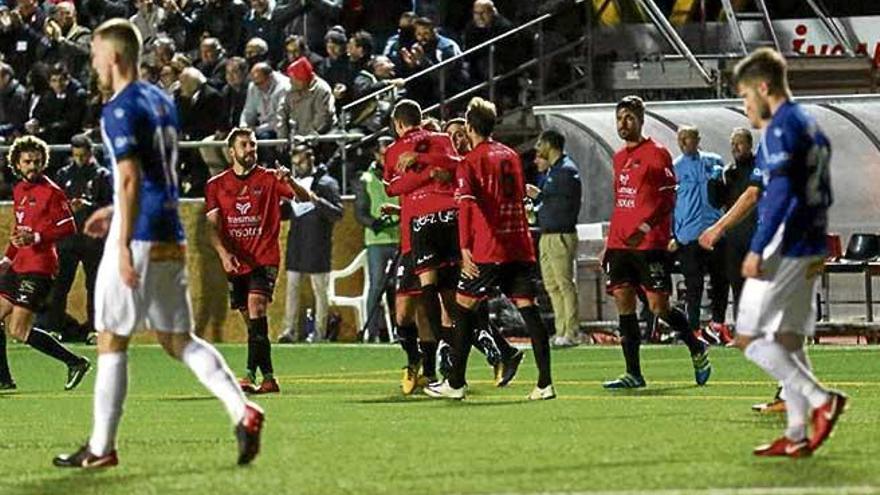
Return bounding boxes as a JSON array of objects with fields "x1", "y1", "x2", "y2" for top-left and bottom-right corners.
[
  {"x1": 636, "y1": 0, "x2": 714, "y2": 84},
  {"x1": 439, "y1": 66, "x2": 447, "y2": 121},
  {"x1": 488, "y1": 44, "x2": 496, "y2": 102},
  {"x1": 340, "y1": 139, "x2": 348, "y2": 195},
  {"x1": 537, "y1": 24, "x2": 546, "y2": 104}
]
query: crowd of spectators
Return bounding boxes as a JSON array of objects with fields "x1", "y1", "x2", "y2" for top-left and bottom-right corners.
[{"x1": 0, "y1": 0, "x2": 580, "y2": 198}]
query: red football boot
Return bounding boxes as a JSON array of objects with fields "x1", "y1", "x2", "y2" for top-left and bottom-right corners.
[
  {"x1": 809, "y1": 391, "x2": 848, "y2": 452},
  {"x1": 53, "y1": 444, "x2": 120, "y2": 468},
  {"x1": 255, "y1": 377, "x2": 280, "y2": 394},
  {"x1": 753, "y1": 437, "x2": 811, "y2": 458},
  {"x1": 239, "y1": 376, "x2": 258, "y2": 394},
  {"x1": 236, "y1": 403, "x2": 265, "y2": 465}
]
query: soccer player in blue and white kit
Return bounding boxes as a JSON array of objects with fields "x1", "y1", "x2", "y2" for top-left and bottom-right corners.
[
  {"x1": 730, "y1": 48, "x2": 846, "y2": 458},
  {"x1": 53, "y1": 19, "x2": 264, "y2": 469}
]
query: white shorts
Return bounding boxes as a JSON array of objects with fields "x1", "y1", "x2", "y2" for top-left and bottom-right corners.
[
  {"x1": 736, "y1": 249, "x2": 824, "y2": 339},
  {"x1": 94, "y1": 240, "x2": 193, "y2": 336}
]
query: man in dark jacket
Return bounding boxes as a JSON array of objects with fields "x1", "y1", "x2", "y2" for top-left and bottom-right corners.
[
  {"x1": 0, "y1": 62, "x2": 28, "y2": 141},
  {"x1": 527, "y1": 129, "x2": 582, "y2": 347},
  {"x1": 279, "y1": 145, "x2": 343, "y2": 343},
  {"x1": 38, "y1": 134, "x2": 112, "y2": 341},
  {"x1": 176, "y1": 67, "x2": 223, "y2": 195},
  {"x1": 29, "y1": 64, "x2": 87, "y2": 145}
]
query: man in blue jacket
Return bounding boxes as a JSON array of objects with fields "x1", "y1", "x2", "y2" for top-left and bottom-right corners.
[
  {"x1": 671, "y1": 125, "x2": 732, "y2": 345},
  {"x1": 527, "y1": 130, "x2": 582, "y2": 347}
]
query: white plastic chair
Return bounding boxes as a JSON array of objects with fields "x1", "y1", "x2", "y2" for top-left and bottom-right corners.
[{"x1": 328, "y1": 249, "x2": 393, "y2": 341}]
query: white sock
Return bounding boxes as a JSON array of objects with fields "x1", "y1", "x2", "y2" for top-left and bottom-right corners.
[
  {"x1": 744, "y1": 339, "x2": 829, "y2": 409},
  {"x1": 783, "y1": 382, "x2": 808, "y2": 441},
  {"x1": 181, "y1": 337, "x2": 247, "y2": 423},
  {"x1": 88, "y1": 352, "x2": 128, "y2": 457}
]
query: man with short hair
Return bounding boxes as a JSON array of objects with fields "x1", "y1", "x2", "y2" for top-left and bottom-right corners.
[
  {"x1": 38, "y1": 134, "x2": 112, "y2": 342},
  {"x1": 602, "y1": 95, "x2": 711, "y2": 390},
  {"x1": 0, "y1": 135, "x2": 90, "y2": 391},
  {"x1": 44, "y1": 1, "x2": 92, "y2": 85},
  {"x1": 671, "y1": 125, "x2": 731, "y2": 345},
  {"x1": 240, "y1": 61, "x2": 289, "y2": 138},
  {"x1": 527, "y1": 129, "x2": 582, "y2": 348},
  {"x1": 29, "y1": 64, "x2": 88, "y2": 145},
  {"x1": 54, "y1": 19, "x2": 263, "y2": 469},
  {"x1": 205, "y1": 128, "x2": 303, "y2": 394},
  {"x1": 729, "y1": 48, "x2": 844, "y2": 457},
  {"x1": 194, "y1": 37, "x2": 227, "y2": 89},
  {"x1": 425, "y1": 97, "x2": 553, "y2": 401}
]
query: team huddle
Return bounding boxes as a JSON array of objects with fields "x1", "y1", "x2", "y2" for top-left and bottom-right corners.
[{"x1": 0, "y1": 16, "x2": 847, "y2": 470}]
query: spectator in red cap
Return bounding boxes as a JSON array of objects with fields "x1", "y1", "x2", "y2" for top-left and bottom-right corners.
[{"x1": 276, "y1": 56, "x2": 336, "y2": 139}]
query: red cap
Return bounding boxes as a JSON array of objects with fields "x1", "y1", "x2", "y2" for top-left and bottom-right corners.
[{"x1": 285, "y1": 56, "x2": 314, "y2": 83}]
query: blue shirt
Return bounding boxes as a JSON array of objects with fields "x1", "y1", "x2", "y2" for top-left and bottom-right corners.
[
  {"x1": 101, "y1": 81, "x2": 185, "y2": 243},
  {"x1": 750, "y1": 100, "x2": 832, "y2": 257},
  {"x1": 673, "y1": 150, "x2": 724, "y2": 244},
  {"x1": 535, "y1": 154, "x2": 582, "y2": 233}
]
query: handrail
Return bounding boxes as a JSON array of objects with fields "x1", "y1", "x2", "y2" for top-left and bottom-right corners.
[{"x1": 340, "y1": 0, "x2": 588, "y2": 115}]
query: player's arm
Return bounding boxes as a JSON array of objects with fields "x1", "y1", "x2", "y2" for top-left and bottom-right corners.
[
  {"x1": 455, "y1": 161, "x2": 479, "y2": 278},
  {"x1": 115, "y1": 157, "x2": 142, "y2": 288},
  {"x1": 699, "y1": 184, "x2": 760, "y2": 250},
  {"x1": 10, "y1": 190, "x2": 77, "y2": 247}
]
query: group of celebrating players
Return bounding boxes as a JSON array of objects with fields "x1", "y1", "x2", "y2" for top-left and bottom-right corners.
[{"x1": 0, "y1": 15, "x2": 848, "y2": 470}]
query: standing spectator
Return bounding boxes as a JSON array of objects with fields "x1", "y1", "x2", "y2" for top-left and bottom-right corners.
[
  {"x1": 129, "y1": 0, "x2": 167, "y2": 47},
  {"x1": 0, "y1": 0, "x2": 47, "y2": 80},
  {"x1": 79, "y1": 0, "x2": 131, "y2": 28},
  {"x1": 28, "y1": 64, "x2": 87, "y2": 145},
  {"x1": 199, "y1": 56, "x2": 248, "y2": 177},
  {"x1": 43, "y1": 2, "x2": 91, "y2": 86},
  {"x1": 163, "y1": 0, "x2": 248, "y2": 56},
  {"x1": 276, "y1": 56, "x2": 336, "y2": 140},
  {"x1": 335, "y1": 29, "x2": 372, "y2": 105},
  {"x1": 353, "y1": 136, "x2": 399, "y2": 342},
  {"x1": 278, "y1": 34, "x2": 323, "y2": 73},
  {"x1": 243, "y1": 0, "x2": 284, "y2": 65},
  {"x1": 39, "y1": 134, "x2": 112, "y2": 341},
  {"x1": 398, "y1": 17, "x2": 467, "y2": 107},
  {"x1": 150, "y1": 35, "x2": 176, "y2": 67},
  {"x1": 194, "y1": 37, "x2": 227, "y2": 89},
  {"x1": 243, "y1": 36, "x2": 270, "y2": 68},
  {"x1": 671, "y1": 125, "x2": 731, "y2": 345},
  {"x1": 278, "y1": 145, "x2": 343, "y2": 343},
  {"x1": 382, "y1": 10, "x2": 416, "y2": 68},
  {"x1": 282, "y1": 0, "x2": 342, "y2": 55},
  {"x1": 462, "y1": 0, "x2": 515, "y2": 79},
  {"x1": 0, "y1": 62, "x2": 28, "y2": 141},
  {"x1": 316, "y1": 28, "x2": 350, "y2": 90},
  {"x1": 177, "y1": 67, "x2": 223, "y2": 195},
  {"x1": 527, "y1": 129, "x2": 582, "y2": 348},
  {"x1": 240, "y1": 61, "x2": 289, "y2": 138}
]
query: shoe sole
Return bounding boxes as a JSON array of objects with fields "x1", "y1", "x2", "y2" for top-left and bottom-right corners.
[
  {"x1": 65, "y1": 362, "x2": 91, "y2": 391},
  {"x1": 497, "y1": 352, "x2": 524, "y2": 388}
]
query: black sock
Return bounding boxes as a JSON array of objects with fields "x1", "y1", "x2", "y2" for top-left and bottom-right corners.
[
  {"x1": 661, "y1": 307, "x2": 705, "y2": 356},
  {"x1": 26, "y1": 328, "x2": 81, "y2": 366},
  {"x1": 519, "y1": 305, "x2": 552, "y2": 388},
  {"x1": 438, "y1": 326, "x2": 453, "y2": 345},
  {"x1": 420, "y1": 340, "x2": 437, "y2": 378},
  {"x1": 397, "y1": 324, "x2": 422, "y2": 367},
  {"x1": 0, "y1": 325, "x2": 11, "y2": 382},
  {"x1": 450, "y1": 304, "x2": 476, "y2": 389},
  {"x1": 619, "y1": 313, "x2": 642, "y2": 377},
  {"x1": 246, "y1": 321, "x2": 258, "y2": 378},
  {"x1": 250, "y1": 317, "x2": 273, "y2": 377},
  {"x1": 420, "y1": 284, "x2": 443, "y2": 339}
]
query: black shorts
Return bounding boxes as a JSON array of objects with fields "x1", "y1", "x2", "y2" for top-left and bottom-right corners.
[
  {"x1": 410, "y1": 209, "x2": 460, "y2": 275},
  {"x1": 604, "y1": 249, "x2": 672, "y2": 294},
  {"x1": 228, "y1": 266, "x2": 279, "y2": 311},
  {"x1": 395, "y1": 252, "x2": 422, "y2": 296},
  {"x1": 457, "y1": 261, "x2": 537, "y2": 302},
  {"x1": 0, "y1": 272, "x2": 53, "y2": 312}
]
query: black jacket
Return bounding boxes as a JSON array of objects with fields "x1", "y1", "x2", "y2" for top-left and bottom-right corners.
[
  {"x1": 32, "y1": 82, "x2": 88, "y2": 144},
  {"x1": 0, "y1": 79, "x2": 28, "y2": 138},
  {"x1": 283, "y1": 165, "x2": 343, "y2": 273},
  {"x1": 535, "y1": 154, "x2": 582, "y2": 233},
  {"x1": 53, "y1": 159, "x2": 113, "y2": 230},
  {"x1": 177, "y1": 83, "x2": 225, "y2": 140}
]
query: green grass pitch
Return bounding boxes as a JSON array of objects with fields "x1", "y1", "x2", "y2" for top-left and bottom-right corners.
[{"x1": 2, "y1": 343, "x2": 879, "y2": 495}]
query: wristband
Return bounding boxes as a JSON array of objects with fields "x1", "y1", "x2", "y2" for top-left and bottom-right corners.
[
  {"x1": 33, "y1": 232, "x2": 41, "y2": 245},
  {"x1": 637, "y1": 223, "x2": 651, "y2": 234}
]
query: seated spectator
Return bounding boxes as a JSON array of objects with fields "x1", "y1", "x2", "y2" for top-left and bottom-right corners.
[
  {"x1": 150, "y1": 35, "x2": 177, "y2": 67},
  {"x1": 383, "y1": 11, "x2": 416, "y2": 68},
  {"x1": 344, "y1": 52, "x2": 406, "y2": 133},
  {"x1": 278, "y1": 144, "x2": 343, "y2": 343},
  {"x1": 130, "y1": 0, "x2": 167, "y2": 47},
  {"x1": 334, "y1": 30, "x2": 372, "y2": 105},
  {"x1": 139, "y1": 61, "x2": 160, "y2": 84},
  {"x1": 398, "y1": 16, "x2": 468, "y2": 107},
  {"x1": 244, "y1": 0, "x2": 284, "y2": 65},
  {"x1": 277, "y1": 34, "x2": 323, "y2": 73},
  {"x1": 158, "y1": 63, "x2": 181, "y2": 95},
  {"x1": 244, "y1": 36, "x2": 270, "y2": 68},
  {"x1": 277, "y1": 56, "x2": 336, "y2": 140},
  {"x1": 317, "y1": 27, "x2": 351, "y2": 90},
  {"x1": 0, "y1": 0, "x2": 47, "y2": 80},
  {"x1": 240, "y1": 61, "x2": 289, "y2": 138},
  {"x1": 28, "y1": 64, "x2": 87, "y2": 145},
  {"x1": 194, "y1": 37, "x2": 227, "y2": 89},
  {"x1": 0, "y1": 62, "x2": 28, "y2": 142},
  {"x1": 177, "y1": 67, "x2": 223, "y2": 195},
  {"x1": 200, "y1": 56, "x2": 248, "y2": 177},
  {"x1": 43, "y1": 1, "x2": 92, "y2": 86},
  {"x1": 79, "y1": 0, "x2": 131, "y2": 28}
]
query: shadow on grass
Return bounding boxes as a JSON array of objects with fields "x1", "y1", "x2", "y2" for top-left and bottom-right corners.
[
  {"x1": 353, "y1": 395, "x2": 434, "y2": 405},
  {"x1": 604, "y1": 385, "x2": 699, "y2": 395},
  {"x1": 7, "y1": 463, "x2": 230, "y2": 495},
  {"x1": 154, "y1": 396, "x2": 216, "y2": 402}
]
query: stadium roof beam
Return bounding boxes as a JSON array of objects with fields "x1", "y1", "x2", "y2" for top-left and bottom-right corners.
[{"x1": 633, "y1": 0, "x2": 714, "y2": 85}]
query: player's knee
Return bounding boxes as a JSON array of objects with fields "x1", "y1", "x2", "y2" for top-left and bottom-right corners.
[
  {"x1": 612, "y1": 288, "x2": 637, "y2": 314},
  {"x1": 776, "y1": 333, "x2": 804, "y2": 352},
  {"x1": 156, "y1": 333, "x2": 187, "y2": 359},
  {"x1": 247, "y1": 296, "x2": 268, "y2": 318}
]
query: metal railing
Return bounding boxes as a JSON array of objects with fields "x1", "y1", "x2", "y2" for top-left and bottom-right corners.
[{"x1": 339, "y1": 0, "x2": 592, "y2": 150}]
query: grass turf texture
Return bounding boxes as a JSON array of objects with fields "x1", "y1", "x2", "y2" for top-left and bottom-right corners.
[{"x1": 1, "y1": 344, "x2": 879, "y2": 495}]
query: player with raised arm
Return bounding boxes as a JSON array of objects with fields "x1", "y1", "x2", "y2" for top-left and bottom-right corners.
[
  {"x1": 205, "y1": 127, "x2": 306, "y2": 395},
  {"x1": 729, "y1": 48, "x2": 845, "y2": 457},
  {"x1": 0, "y1": 135, "x2": 90, "y2": 391},
  {"x1": 601, "y1": 95, "x2": 711, "y2": 390},
  {"x1": 53, "y1": 19, "x2": 263, "y2": 469},
  {"x1": 425, "y1": 97, "x2": 554, "y2": 401}
]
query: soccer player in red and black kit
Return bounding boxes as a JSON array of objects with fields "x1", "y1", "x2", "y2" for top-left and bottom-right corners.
[
  {"x1": 0, "y1": 136, "x2": 91, "y2": 391},
  {"x1": 205, "y1": 128, "x2": 302, "y2": 394},
  {"x1": 425, "y1": 97, "x2": 554, "y2": 401},
  {"x1": 602, "y1": 96, "x2": 711, "y2": 389},
  {"x1": 384, "y1": 100, "x2": 460, "y2": 392}
]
